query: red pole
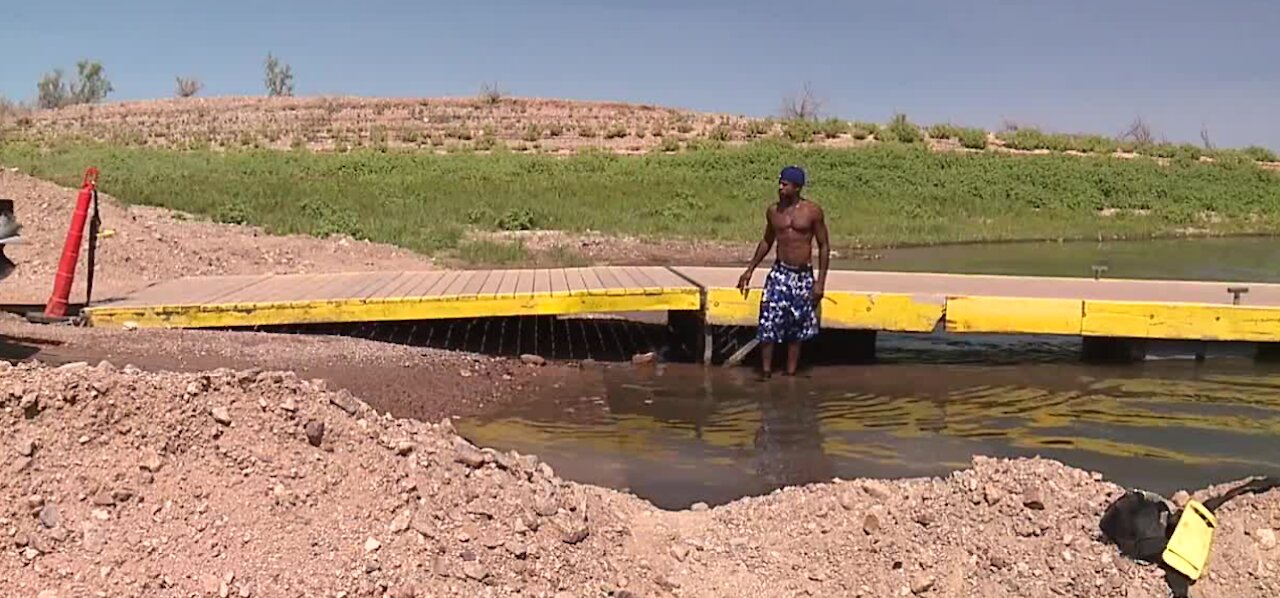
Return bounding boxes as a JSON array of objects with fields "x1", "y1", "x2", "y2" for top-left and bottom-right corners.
[{"x1": 44, "y1": 167, "x2": 99, "y2": 318}]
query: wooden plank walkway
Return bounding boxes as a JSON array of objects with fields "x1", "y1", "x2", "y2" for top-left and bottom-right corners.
[
  {"x1": 84, "y1": 267, "x2": 700, "y2": 329},
  {"x1": 674, "y1": 266, "x2": 1280, "y2": 342},
  {"x1": 83, "y1": 265, "x2": 1280, "y2": 342}
]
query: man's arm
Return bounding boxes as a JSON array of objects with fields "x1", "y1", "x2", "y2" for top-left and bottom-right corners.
[
  {"x1": 813, "y1": 205, "x2": 830, "y2": 301},
  {"x1": 739, "y1": 208, "x2": 775, "y2": 292}
]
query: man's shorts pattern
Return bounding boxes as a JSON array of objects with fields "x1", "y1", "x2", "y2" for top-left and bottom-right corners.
[{"x1": 757, "y1": 263, "x2": 819, "y2": 344}]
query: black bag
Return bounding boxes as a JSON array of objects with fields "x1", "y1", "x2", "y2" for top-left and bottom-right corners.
[{"x1": 1099, "y1": 477, "x2": 1280, "y2": 597}]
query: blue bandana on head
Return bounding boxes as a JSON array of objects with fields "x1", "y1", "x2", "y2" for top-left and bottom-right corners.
[{"x1": 779, "y1": 166, "x2": 806, "y2": 187}]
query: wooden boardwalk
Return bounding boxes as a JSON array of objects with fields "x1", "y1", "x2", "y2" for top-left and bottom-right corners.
[
  {"x1": 84, "y1": 267, "x2": 699, "y2": 329},
  {"x1": 83, "y1": 265, "x2": 1280, "y2": 343}
]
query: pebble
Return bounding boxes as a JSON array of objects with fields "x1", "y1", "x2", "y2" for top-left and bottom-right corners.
[
  {"x1": 92, "y1": 491, "x2": 116, "y2": 507},
  {"x1": 139, "y1": 449, "x2": 164, "y2": 472},
  {"x1": 38, "y1": 504, "x2": 61, "y2": 529},
  {"x1": 1172, "y1": 491, "x2": 1192, "y2": 507},
  {"x1": 534, "y1": 498, "x2": 559, "y2": 517},
  {"x1": 454, "y1": 442, "x2": 488, "y2": 469},
  {"x1": 1022, "y1": 488, "x2": 1046, "y2": 510},
  {"x1": 304, "y1": 420, "x2": 325, "y2": 447},
  {"x1": 37, "y1": 591, "x2": 58, "y2": 598},
  {"x1": 631, "y1": 352, "x2": 657, "y2": 365},
  {"x1": 16, "y1": 437, "x2": 37, "y2": 457},
  {"x1": 364, "y1": 537, "x2": 381, "y2": 553},
  {"x1": 519, "y1": 354, "x2": 546, "y2": 366},
  {"x1": 389, "y1": 511, "x2": 412, "y2": 534},
  {"x1": 671, "y1": 544, "x2": 691, "y2": 562},
  {"x1": 395, "y1": 441, "x2": 415, "y2": 456},
  {"x1": 462, "y1": 562, "x2": 489, "y2": 581},
  {"x1": 910, "y1": 575, "x2": 936, "y2": 595},
  {"x1": 984, "y1": 486, "x2": 1004, "y2": 506},
  {"x1": 562, "y1": 525, "x2": 590, "y2": 544},
  {"x1": 690, "y1": 502, "x2": 709, "y2": 512},
  {"x1": 861, "y1": 481, "x2": 891, "y2": 501},
  {"x1": 506, "y1": 541, "x2": 529, "y2": 559},
  {"x1": 330, "y1": 392, "x2": 362, "y2": 415},
  {"x1": 1256, "y1": 528, "x2": 1277, "y2": 550},
  {"x1": 211, "y1": 407, "x2": 233, "y2": 426},
  {"x1": 863, "y1": 513, "x2": 882, "y2": 535},
  {"x1": 279, "y1": 397, "x2": 298, "y2": 413}
]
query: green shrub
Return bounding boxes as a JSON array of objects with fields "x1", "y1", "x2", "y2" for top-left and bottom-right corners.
[
  {"x1": 1243, "y1": 145, "x2": 1279, "y2": 162},
  {"x1": 819, "y1": 118, "x2": 849, "y2": 139},
  {"x1": 522, "y1": 124, "x2": 542, "y2": 142},
  {"x1": 998, "y1": 128, "x2": 1070, "y2": 152},
  {"x1": 604, "y1": 124, "x2": 628, "y2": 139},
  {"x1": 957, "y1": 127, "x2": 988, "y2": 149},
  {"x1": 927, "y1": 123, "x2": 962, "y2": 140},
  {"x1": 746, "y1": 120, "x2": 771, "y2": 138},
  {"x1": 214, "y1": 198, "x2": 251, "y2": 225},
  {"x1": 457, "y1": 240, "x2": 527, "y2": 265},
  {"x1": 1068, "y1": 135, "x2": 1119, "y2": 154},
  {"x1": 783, "y1": 119, "x2": 817, "y2": 142},
  {"x1": 882, "y1": 114, "x2": 922, "y2": 144},
  {"x1": 709, "y1": 125, "x2": 732, "y2": 142},
  {"x1": 496, "y1": 207, "x2": 538, "y2": 231},
  {"x1": 658, "y1": 137, "x2": 681, "y2": 152},
  {"x1": 850, "y1": 121, "x2": 879, "y2": 140}
]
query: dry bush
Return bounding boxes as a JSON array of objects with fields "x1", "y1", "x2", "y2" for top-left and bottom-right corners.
[
  {"x1": 780, "y1": 83, "x2": 823, "y2": 121},
  {"x1": 175, "y1": 77, "x2": 203, "y2": 98}
]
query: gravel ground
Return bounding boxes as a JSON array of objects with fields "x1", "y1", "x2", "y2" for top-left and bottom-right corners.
[
  {"x1": 1, "y1": 364, "x2": 1276, "y2": 598},
  {"x1": 0, "y1": 169, "x2": 434, "y2": 305}
]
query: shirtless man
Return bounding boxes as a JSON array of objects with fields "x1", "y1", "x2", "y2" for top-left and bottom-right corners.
[{"x1": 736, "y1": 166, "x2": 830, "y2": 378}]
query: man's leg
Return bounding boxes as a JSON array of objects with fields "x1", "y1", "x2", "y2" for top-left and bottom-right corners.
[
  {"x1": 785, "y1": 341, "x2": 801, "y2": 376},
  {"x1": 760, "y1": 342, "x2": 775, "y2": 378}
]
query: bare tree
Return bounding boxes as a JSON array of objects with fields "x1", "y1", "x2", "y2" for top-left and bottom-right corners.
[
  {"x1": 1199, "y1": 124, "x2": 1214, "y2": 150},
  {"x1": 478, "y1": 81, "x2": 507, "y2": 105},
  {"x1": 175, "y1": 77, "x2": 203, "y2": 98},
  {"x1": 780, "y1": 83, "x2": 823, "y2": 121},
  {"x1": 1119, "y1": 115, "x2": 1154, "y2": 145}
]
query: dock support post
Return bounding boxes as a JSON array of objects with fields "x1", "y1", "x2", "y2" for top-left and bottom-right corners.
[
  {"x1": 668, "y1": 310, "x2": 708, "y2": 364},
  {"x1": 1081, "y1": 337, "x2": 1148, "y2": 364},
  {"x1": 1255, "y1": 343, "x2": 1280, "y2": 362}
]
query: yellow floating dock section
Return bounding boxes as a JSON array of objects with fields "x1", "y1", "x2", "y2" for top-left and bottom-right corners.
[
  {"x1": 83, "y1": 265, "x2": 1280, "y2": 343},
  {"x1": 84, "y1": 267, "x2": 700, "y2": 329}
]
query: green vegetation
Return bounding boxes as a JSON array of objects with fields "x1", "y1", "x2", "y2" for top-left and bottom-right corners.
[
  {"x1": 2, "y1": 141, "x2": 1279, "y2": 256},
  {"x1": 881, "y1": 114, "x2": 923, "y2": 144},
  {"x1": 263, "y1": 54, "x2": 294, "y2": 97},
  {"x1": 957, "y1": 127, "x2": 988, "y2": 150},
  {"x1": 455, "y1": 239, "x2": 528, "y2": 265},
  {"x1": 927, "y1": 123, "x2": 961, "y2": 140},
  {"x1": 37, "y1": 60, "x2": 114, "y2": 109}
]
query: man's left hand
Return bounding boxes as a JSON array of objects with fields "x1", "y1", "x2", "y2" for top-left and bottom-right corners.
[{"x1": 812, "y1": 283, "x2": 824, "y2": 304}]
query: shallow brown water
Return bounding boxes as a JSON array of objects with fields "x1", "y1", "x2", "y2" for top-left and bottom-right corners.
[
  {"x1": 461, "y1": 237, "x2": 1280, "y2": 510},
  {"x1": 459, "y1": 353, "x2": 1280, "y2": 510}
]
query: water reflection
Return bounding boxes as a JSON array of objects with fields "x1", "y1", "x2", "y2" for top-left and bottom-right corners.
[{"x1": 458, "y1": 358, "x2": 1280, "y2": 510}]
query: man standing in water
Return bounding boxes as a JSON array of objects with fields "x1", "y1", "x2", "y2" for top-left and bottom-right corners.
[{"x1": 737, "y1": 166, "x2": 830, "y2": 378}]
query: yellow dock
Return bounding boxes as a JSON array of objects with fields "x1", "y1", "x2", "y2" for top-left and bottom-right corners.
[
  {"x1": 83, "y1": 265, "x2": 1280, "y2": 345},
  {"x1": 84, "y1": 267, "x2": 700, "y2": 329},
  {"x1": 673, "y1": 267, "x2": 1280, "y2": 342}
]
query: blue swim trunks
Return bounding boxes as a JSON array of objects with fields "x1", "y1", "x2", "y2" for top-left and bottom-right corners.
[{"x1": 757, "y1": 262, "x2": 819, "y2": 344}]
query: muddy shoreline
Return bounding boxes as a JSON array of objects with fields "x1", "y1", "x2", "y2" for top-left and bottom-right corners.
[{"x1": 1, "y1": 362, "x2": 1276, "y2": 597}]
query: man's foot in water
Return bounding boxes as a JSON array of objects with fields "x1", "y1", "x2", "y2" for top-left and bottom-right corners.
[{"x1": 757, "y1": 370, "x2": 773, "y2": 381}]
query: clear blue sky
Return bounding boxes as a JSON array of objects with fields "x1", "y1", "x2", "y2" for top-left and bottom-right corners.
[{"x1": 3, "y1": 0, "x2": 1277, "y2": 149}]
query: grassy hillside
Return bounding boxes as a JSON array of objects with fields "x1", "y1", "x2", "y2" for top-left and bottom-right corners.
[{"x1": 3, "y1": 139, "x2": 1278, "y2": 260}]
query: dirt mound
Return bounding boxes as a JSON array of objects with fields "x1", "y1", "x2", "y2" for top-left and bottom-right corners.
[
  {"x1": 4, "y1": 96, "x2": 746, "y2": 154},
  {"x1": 2, "y1": 363, "x2": 1276, "y2": 597},
  {"x1": 0, "y1": 169, "x2": 432, "y2": 304}
]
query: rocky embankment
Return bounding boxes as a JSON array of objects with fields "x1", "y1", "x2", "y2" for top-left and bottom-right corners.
[{"x1": 2, "y1": 362, "x2": 1277, "y2": 597}]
